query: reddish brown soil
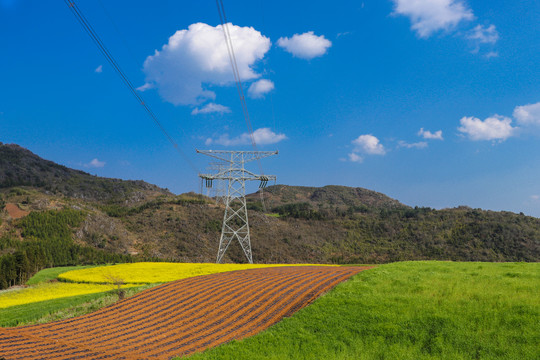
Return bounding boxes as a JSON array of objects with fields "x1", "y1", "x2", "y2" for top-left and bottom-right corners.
[
  {"x1": 0, "y1": 266, "x2": 370, "y2": 359},
  {"x1": 4, "y1": 203, "x2": 29, "y2": 220}
]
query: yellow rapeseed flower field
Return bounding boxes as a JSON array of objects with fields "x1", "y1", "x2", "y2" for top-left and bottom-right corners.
[
  {"x1": 58, "y1": 262, "x2": 329, "y2": 284},
  {"x1": 0, "y1": 282, "x2": 130, "y2": 309}
]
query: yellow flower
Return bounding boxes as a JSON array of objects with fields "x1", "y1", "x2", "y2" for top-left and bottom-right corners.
[
  {"x1": 58, "y1": 262, "x2": 331, "y2": 284},
  {"x1": 0, "y1": 282, "x2": 128, "y2": 309}
]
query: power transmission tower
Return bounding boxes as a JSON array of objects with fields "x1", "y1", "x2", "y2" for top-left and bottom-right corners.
[{"x1": 197, "y1": 150, "x2": 277, "y2": 263}]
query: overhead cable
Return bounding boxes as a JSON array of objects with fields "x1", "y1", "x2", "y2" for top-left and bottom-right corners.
[
  {"x1": 64, "y1": 0, "x2": 198, "y2": 174},
  {"x1": 215, "y1": 0, "x2": 269, "y2": 211},
  {"x1": 215, "y1": 0, "x2": 260, "y2": 156}
]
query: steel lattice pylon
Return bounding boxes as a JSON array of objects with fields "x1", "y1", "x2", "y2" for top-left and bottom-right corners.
[{"x1": 197, "y1": 150, "x2": 277, "y2": 263}]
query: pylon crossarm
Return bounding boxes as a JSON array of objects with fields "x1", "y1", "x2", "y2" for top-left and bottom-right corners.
[
  {"x1": 199, "y1": 172, "x2": 275, "y2": 182},
  {"x1": 196, "y1": 149, "x2": 278, "y2": 163}
]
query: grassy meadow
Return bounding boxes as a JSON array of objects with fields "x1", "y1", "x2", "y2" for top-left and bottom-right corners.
[
  {"x1": 25, "y1": 265, "x2": 98, "y2": 285},
  {"x1": 187, "y1": 261, "x2": 539, "y2": 360}
]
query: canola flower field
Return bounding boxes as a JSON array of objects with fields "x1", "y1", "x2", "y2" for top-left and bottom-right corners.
[
  {"x1": 0, "y1": 282, "x2": 130, "y2": 309},
  {"x1": 58, "y1": 262, "x2": 329, "y2": 284}
]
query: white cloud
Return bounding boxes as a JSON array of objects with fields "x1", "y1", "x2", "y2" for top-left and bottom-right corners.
[
  {"x1": 467, "y1": 24, "x2": 499, "y2": 45},
  {"x1": 85, "y1": 158, "x2": 105, "y2": 168},
  {"x1": 352, "y1": 134, "x2": 386, "y2": 155},
  {"x1": 337, "y1": 31, "x2": 352, "y2": 38},
  {"x1": 95, "y1": 65, "x2": 103, "y2": 73},
  {"x1": 348, "y1": 152, "x2": 363, "y2": 163},
  {"x1": 191, "y1": 103, "x2": 231, "y2": 115},
  {"x1": 140, "y1": 22, "x2": 270, "y2": 106},
  {"x1": 418, "y1": 128, "x2": 444, "y2": 140},
  {"x1": 467, "y1": 24, "x2": 499, "y2": 54},
  {"x1": 513, "y1": 101, "x2": 540, "y2": 126},
  {"x1": 277, "y1": 31, "x2": 332, "y2": 60},
  {"x1": 136, "y1": 83, "x2": 154, "y2": 91},
  {"x1": 206, "y1": 128, "x2": 286, "y2": 146},
  {"x1": 398, "y1": 141, "x2": 428, "y2": 149},
  {"x1": 247, "y1": 79, "x2": 275, "y2": 99},
  {"x1": 392, "y1": 0, "x2": 474, "y2": 38},
  {"x1": 531, "y1": 195, "x2": 539, "y2": 201},
  {"x1": 458, "y1": 115, "x2": 516, "y2": 141}
]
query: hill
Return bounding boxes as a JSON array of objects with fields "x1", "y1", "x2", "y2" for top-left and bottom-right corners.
[
  {"x1": 0, "y1": 142, "x2": 170, "y2": 203},
  {"x1": 251, "y1": 184, "x2": 406, "y2": 212},
  {"x1": 1, "y1": 143, "x2": 539, "y2": 289}
]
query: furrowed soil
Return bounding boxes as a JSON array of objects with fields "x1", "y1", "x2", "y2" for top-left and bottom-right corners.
[{"x1": 0, "y1": 266, "x2": 368, "y2": 359}]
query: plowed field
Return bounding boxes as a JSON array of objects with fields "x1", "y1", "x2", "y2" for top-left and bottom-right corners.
[{"x1": 0, "y1": 266, "x2": 368, "y2": 360}]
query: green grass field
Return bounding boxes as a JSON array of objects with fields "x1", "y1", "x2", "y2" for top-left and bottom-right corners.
[
  {"x1": 0, "y1": 265, "x2": 153, "y2": 327},
  {"x1": 186, "y1": 261, "x2": 539, "y2": 360},
  {"x1": 26, "y1": 265, "x2": 98, "y2": 285}
]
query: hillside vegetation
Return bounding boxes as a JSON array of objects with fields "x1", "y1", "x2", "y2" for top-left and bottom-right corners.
[
  {"x1": 0, "y1": 208, "x2": 134, "y2": 289},
  {"x1": 0, "y1": 142, "x2": 170, "y2": 202},
  {"x1": 1, "y1": 143, "x2": 539, "y2": 289}
]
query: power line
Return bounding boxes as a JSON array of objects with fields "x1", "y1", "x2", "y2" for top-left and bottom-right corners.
[
  {"x1": 215, "y1": 0, "x2": 270, "y2": 211},
  {"x1": 64, "y1": 0, "x2": 198, "y2": 174},
  {"x1": 215, "y1": 0, "x2": 259, "y2": 156}
]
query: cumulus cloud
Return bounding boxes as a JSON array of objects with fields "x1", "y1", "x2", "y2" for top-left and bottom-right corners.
[
  {"x1": 277, "y1": 31, "x2": 332, "y2": 60},
  {"x1": 140, "y1": 22, "x2": 270, "y2": 106},
  {"x1": 458, "y1": 115, "x2": 515, "y2": 141},
  {"x1": 513, "y1": 101, "x2": 540, "y2": 126},
  {"x1": 467, "y1": 24, "x2": 499, "y2": 53},
  {"x1": 95, "y1": 65, "x2": 103, "y2": 73},
  {"x1": 205, "y1": 128, "x2": 287, "y2": 146},
  {"x1": 392, "y1": 0, "x2": 474, "y2": 38},
  {"x1": 348, "y1": 134, "x2": 385, "y2": 162},
  {"x1": 248, "y1": 79, "x2": 275, "y2": 98},
  {"x1": 85, "y1": 158, "x2": 105, "y2": 168},
  {"x1": 418, "y1": 128, "x2": 444, "y2": 140},
  {"x1": 348, "y1": 152, "x2": 363, "y2": 163},
  {"x1": 398, "y1": 141, "x2": 428, "y2": 149},
  {"x1": 191, "y1": 103, "x2": 231, "y2": 115},
  {"x1": 352, "y1": 134, "x2": 386, "y2": 155},
  {"x1": 392, "y1": 0, "x2": 499, "y2": 55},
  {"x1": 467, "y1": 24, "x2": 499, "y2": 45}
]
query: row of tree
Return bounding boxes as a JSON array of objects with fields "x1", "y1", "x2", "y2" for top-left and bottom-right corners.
[{"x1": 0, "y1": 209, "x2": 134, "y2": 290}]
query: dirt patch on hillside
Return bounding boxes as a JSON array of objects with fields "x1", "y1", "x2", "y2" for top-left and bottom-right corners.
[
  {"x1": 4, "y1": 203, "x2": 29, "y2": 219},
  {"x1": 0, "y1": 266, "x2": 371, "y2": 360}
]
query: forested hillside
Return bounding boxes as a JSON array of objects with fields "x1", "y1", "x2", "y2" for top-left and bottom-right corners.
[
  {"x1": 0, "y1": 143, "x2": 170, "y2": 203},
  {"x1": 1, "y1": 144, "x2": 539, "y2": 290},
  {"x1": 0, "y1": 208, "x2": 134, "y2": 288}
]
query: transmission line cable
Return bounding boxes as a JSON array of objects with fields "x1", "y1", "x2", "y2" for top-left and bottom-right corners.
[
  {"x1": 64, "y1": 0, "x2": 198, "y2": 173},
  {"x1": 215, "y1": 0, "x2": 271, "y2": 212},
  {"x1": 215, "y1": 0, "x2": 259, "y2": 156}
]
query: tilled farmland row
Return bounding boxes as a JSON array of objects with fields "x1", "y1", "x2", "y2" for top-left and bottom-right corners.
[{"x1": 0, "y1": 266, "x2": 368, "y2": 360}]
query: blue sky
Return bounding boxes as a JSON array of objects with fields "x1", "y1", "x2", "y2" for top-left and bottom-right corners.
[{"x1": 1, "y1": 0, "x2": 539, "y2": 216}]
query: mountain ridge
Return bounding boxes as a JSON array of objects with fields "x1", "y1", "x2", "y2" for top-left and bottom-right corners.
[
  {"x1": 1, "y1": 143, "x2": 539, "y2": 289},
  {"x1": 0, "y1": 142, "x2": 170, "y2": 203}
]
